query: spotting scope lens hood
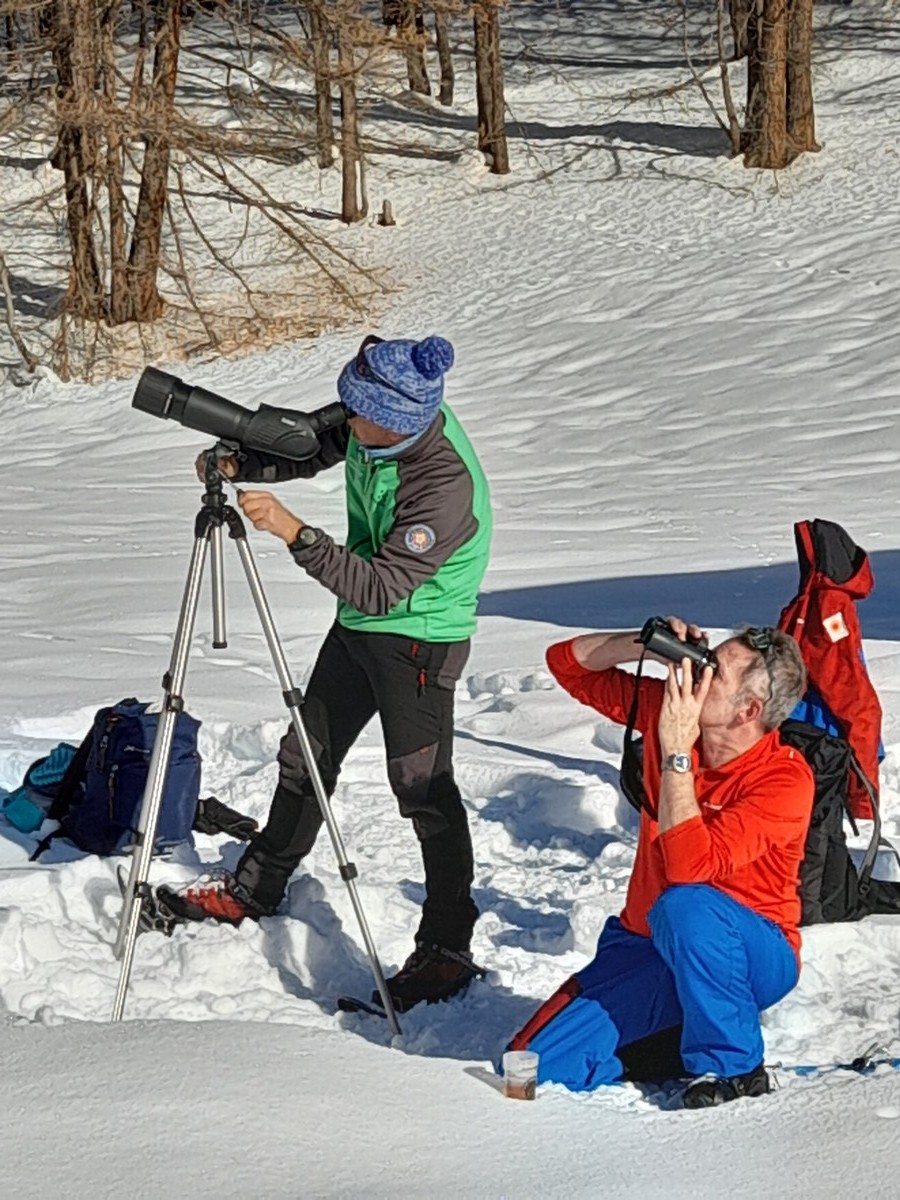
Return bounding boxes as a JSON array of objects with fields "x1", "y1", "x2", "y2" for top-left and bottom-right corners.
[{"x1": 132, "y1": 366, "x2": 346, "y2": 462}]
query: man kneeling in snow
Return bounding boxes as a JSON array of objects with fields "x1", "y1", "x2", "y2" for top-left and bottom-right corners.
[{"x1": 507, "y1": 618, "x2": 814, "y2": 1108}]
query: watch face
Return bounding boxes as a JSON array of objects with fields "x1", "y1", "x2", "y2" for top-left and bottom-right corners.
[
  {"x1": 298, "y1": 527, "x2": 317, "y2": 546},
  {"x1": 664, "y1": 753, "x2": 692, "y2": 773}
]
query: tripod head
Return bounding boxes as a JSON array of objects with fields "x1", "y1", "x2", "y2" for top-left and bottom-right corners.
[
  {"x1": 202, "y1": 441, "x2": 239, "y2": 494},
  {"x1": 194, "y1": 442, "x2": 254, "y2": 563}
]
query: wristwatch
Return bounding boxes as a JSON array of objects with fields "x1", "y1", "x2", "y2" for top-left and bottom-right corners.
[
  {"x1": 289, "y1": 526, "x2": 319, "y2": 550},
  {"x1": 662, "y1": 753, "x2": 692, "y2": 774}
]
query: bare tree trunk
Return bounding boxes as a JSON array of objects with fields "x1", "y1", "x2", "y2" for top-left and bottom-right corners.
[
  {"x1": 434, "y1": 8, "x2": 453, "y2": 106},
  {"x1": 473, "y1": 0, "x2": 508, "y2": 174},
  {"x1": 0, "y1": 247, "x2": 38, "y2": 372},
  {"x1": 100, "y1": 0, "x2": 129, "y2": 323},
  {"x1": 50, "y1": 0, "x2": 105, "y2": 317},
  {"x1": 308, "y1": 0, "x2": 334, "y2": 168},
  {"x1": 35, "y1": 2, "x2": 53, "y2": 45},
  {"x1": 744, "y1": 0, "x2": 761, "y2": 152},
  {"x1": 399, "y1": 1, "x2": 430, "y2": 95},
  {"x1": 136, "y1": 0, "x2": 150, "y2": 49},
  {"x1": 716, "y1": 0, "x2": 741, "y2": 155},
  {"x1": 124, "y1": 0, "x2": 183, "y2": 322},
  {"x1": 786, "y1": 0, "x2": 818, "y2": 155},
  {"x1": 337, "y1": 23, "x2": 365, "y2": 223},
  {"x1": 729, "y1": 0, "x2": 751, "y2": 59},
  {"x1": 743, "y1": 0, "x2": 788, "y2": 168}
]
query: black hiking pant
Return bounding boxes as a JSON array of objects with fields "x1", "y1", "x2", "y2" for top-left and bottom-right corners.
[{"x1": 234, "y1": 622, "x2": 478, "y2": 951}]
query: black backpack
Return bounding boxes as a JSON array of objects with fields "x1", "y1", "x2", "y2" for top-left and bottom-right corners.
[
  {"x1": 619, "y1": 713, "x2": 900, "y2": 926},
  {"x1": 780, "y1": 721, "x2": 900, "y2": 925}
]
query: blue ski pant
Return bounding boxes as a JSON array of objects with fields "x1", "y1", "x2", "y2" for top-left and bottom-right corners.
[{"x1": 515, "y1": 885, "x2": 798, "y2": 1091}]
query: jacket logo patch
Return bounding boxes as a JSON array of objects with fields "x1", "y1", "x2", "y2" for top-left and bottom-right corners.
[
  {"x1": 823, "y1": 611, "x2": 849, "y2": 643},
  {"x1": 405, "y1": 524, "x2": 436, "y2": 554}
]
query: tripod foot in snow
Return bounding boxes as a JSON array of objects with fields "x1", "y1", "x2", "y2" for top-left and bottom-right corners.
[
  {"x1": 336, "y1": 995, "x2": 390, "y2": 1018},
  {"x1": 116, "y1": 867, "x2": 184, "y2": 937}
]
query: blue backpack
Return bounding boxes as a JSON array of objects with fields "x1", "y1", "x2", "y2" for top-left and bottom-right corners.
[{"x1": 30, "y1": 698, "x2": 201, "y2": 857}]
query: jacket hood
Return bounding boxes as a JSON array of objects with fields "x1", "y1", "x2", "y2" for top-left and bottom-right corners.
[{"x1": 794, "y1": 518, "x2": 874, "y2": 600}]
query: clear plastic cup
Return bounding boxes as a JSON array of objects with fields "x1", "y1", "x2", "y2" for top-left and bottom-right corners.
[{"x1": 502, "y1": 1050, "x2": 539, "y2": 1100}]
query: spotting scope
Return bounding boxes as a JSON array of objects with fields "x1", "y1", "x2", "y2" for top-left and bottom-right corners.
[{"x1": 133, "y1": 366, "x2": 346, "y2": 461}]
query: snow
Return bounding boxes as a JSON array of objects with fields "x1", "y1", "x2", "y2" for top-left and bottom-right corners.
[{"x1": 3, "y1": 1, "x2": 900, "y2": 1196}]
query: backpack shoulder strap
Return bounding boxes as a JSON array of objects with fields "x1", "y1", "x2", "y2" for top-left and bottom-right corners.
[
  {"x1": 848, "y1": 748, "x2": 900, "y2": 892},
  {"x1": 28, "y1": 726, "x2": 96, "y2": 861},
  {"x1": 47, "y1": 726, "x2": 95, "y2": 821},
  {"x1": 620, "y1": 652, "x2": 656, "y2": 818}
]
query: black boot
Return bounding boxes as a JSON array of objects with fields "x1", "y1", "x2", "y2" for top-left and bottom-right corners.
[
  {"x1": 682, "y1": 1063, "x2": 770, "y2": 1109},
  {"x1": 374, "y1": 943, "x2": 486, "y2": 1013}
]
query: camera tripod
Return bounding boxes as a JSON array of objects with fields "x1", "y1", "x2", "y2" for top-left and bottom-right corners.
[{"x1": 111, "y1": 455, "x2": 402, "y2": 1035}]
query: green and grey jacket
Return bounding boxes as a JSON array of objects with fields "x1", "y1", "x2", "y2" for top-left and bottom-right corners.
[{"x1": 233, "y1": 404, "x2": 491, "y2": 642}]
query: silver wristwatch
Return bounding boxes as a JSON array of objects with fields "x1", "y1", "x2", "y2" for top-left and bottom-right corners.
[{"x1": 662, "y1": 753, "x2": 692, "y2": 774}]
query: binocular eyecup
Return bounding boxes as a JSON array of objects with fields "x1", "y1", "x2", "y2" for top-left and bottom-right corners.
[{"x1": 638, "y1": 616, "x2": 718, "y2": 674}]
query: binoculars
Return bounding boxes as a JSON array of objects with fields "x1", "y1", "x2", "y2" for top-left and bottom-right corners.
[{"x1": 638, "y1": 617, "x2": 718, "y2": 674}]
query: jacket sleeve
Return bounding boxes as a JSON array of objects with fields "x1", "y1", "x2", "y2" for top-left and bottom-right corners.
[
  {"x1": 658, "y1": 757, "x2": 814, "y2": 882},
  {"x1": 288, "y1": 448, "x2": 479, "y2": 615},
  {"x1": 232, "y1": 423, "x2": 350, "y2": 483},
  {"x1": 545, "y1": 639, "x2": 665, "y2": 731}
]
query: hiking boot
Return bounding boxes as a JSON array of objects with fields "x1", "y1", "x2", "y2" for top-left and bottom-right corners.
[
  {"x1": 155, "y1": 872, "x2": 258, "y2": 926},
  {"x1": 682, "y1": 1063, "x2": 770, "y2": 1109},
  {"x1": 374, "y1": 943, "x2": 486, "y2": 1014}
]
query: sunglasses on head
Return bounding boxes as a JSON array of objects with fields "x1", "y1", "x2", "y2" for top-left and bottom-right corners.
[
  {"x1": 341, "y1": 335, "x2": 385, "y2": 419},
  {"x1": 355, "y1": 334, "x2": 384, "y2": 380},
  {"x1": 745, "y1": 627, "x2": 775, "y2": 654},
  {"x1": 745, "y1": 626, "x2": 777, "y2": 701},
  {"x1": 351, "y1": 334, "x2": 420, "y2": 407}
]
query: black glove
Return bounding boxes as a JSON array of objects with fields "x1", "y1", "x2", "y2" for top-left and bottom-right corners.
[{"x1": 193, "y1": 796, "x2": 258, "y2": 841}]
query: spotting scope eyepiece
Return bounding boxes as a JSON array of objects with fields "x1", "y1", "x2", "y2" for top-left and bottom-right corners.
[{"x1": 132, "y1": 366, "x2": 346, "y2": 461}]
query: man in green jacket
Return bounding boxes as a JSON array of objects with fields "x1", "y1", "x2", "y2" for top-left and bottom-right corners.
[{"x1": 160, "y1": 335, "x2": 492, "y2": 1012}]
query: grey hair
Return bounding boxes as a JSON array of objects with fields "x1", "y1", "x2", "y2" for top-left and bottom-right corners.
[{"x1": 732, "y1": 628, "x2": 807, "y2": 731}]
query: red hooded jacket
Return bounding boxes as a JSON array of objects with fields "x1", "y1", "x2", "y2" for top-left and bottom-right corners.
[{"x1": 777, "y1": 519, "x2": 881, "y2": 819}]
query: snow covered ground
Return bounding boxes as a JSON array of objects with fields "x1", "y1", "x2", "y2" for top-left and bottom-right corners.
[{"x1": 2, "y1": 1, "x2": 900, "y2": 1196}]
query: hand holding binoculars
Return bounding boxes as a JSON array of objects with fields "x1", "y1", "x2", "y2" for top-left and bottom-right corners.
[{"x1": 638, "y1": 616, "x2": 718, "y2": 674}]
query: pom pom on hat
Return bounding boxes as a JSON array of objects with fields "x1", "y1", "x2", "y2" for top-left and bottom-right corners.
[
  {"x1": 337, "y1": 335, "x2": 455, "y2": 436},
  {"x1": 412, "y1": 336, "x2": 454, "y2": 381}
]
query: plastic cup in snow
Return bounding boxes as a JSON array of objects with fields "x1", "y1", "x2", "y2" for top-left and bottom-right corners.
[{"x1": 502, "y1": 1050, "x2": 539, "y2": 1100}]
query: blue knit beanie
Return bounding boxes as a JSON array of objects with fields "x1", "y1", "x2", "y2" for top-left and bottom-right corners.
[{"x1": 337, "y1": 336, "x2": 455, "y2": 435}]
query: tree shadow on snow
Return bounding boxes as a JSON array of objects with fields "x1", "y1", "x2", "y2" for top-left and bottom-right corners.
[
  {"x1": 365, "y1": 96, "x2": 730, "y2": 162},
  {"x1": 478, "y1": 549, "x2": 900, "y2": 640},
  {"x1": 592, "y1": 119, "x2": 730, "y2": 157},
  {"x1": 2, "y1": 269, "x2": 66, "y2": 319}
]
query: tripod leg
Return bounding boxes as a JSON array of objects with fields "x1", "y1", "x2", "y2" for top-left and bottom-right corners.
[
  {"x1": 210, "y1": 522, "x2": 227, "y2": 649},
  {"x1": 231, "y1": 532, "x2": 403, "y2": 1038},
  {"x1": 111, "y1": 531, "x2": 210, "y2": 1021}
]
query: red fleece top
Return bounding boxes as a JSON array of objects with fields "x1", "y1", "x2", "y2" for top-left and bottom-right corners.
[{"x1": 547, "y1": 639, "x2": 815, "y2": 958}]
